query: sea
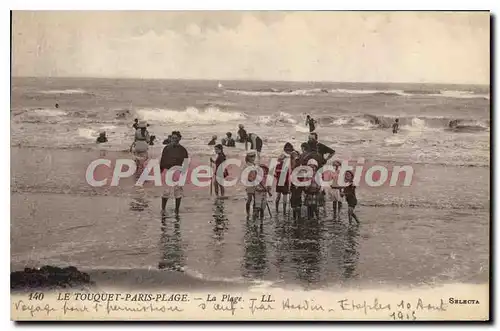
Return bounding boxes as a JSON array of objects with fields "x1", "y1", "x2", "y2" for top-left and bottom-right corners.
[{"x1": 11, "y1": 77, "x2": 490, "y2": 290}]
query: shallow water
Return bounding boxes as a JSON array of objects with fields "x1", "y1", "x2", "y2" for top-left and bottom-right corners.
[{"x1": 10, "y1": 78, "x2": 490, "y2": 289}]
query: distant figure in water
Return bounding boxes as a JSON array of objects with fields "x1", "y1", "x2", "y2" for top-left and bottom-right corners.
[
  {"x1": 305, "y1": 115, "x2": 316, "y2": 133},
  {"x1": 96, "y1": 131, "x2": 108, "y2": 143},
  {"x1": 149, "y1": 135, "x2": 156, "y2": 145},
  {"x1": 237, "y1": 124, "x2": 248, "y2": 143},
  {"x1": 208, "y1": 135, "x2": 217, "y2": 146},
  {"x1": 221, "y1": 132, "x2": 236, "y2": 147},
  {"x1": 163, "y1": 135, "x2": 172, "y2": 145},
  {"x1": 448, "y1": 120, "x2": 459, "y2": 129},
  {"x1": 55, "y1": 103, "x2": 59, "y2": 109},
  {"x1": 392, "y1": 119, "x2": 399, "y2": 134},
  {"x1": 133, "y1": 118, "x2": 139, "y2": 130}
]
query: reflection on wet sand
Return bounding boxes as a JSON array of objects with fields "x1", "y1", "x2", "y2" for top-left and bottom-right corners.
[
  {"x1": 129, "y1": 187, "x2": 149, "y2": 211},
  {"x1": 290, "y1": 218, "x2": 322, "y2": 284},
  {"x1": 158, "y1": 216, "x2": 185, "y2": 272},
  {"x1": 209, "y1": 199, "x2": 229, "y2": 266},
  {"x1": 241, "y1": 211, "x2": 362, "y2": 285},
  {"x1": 342, "y1": 223, "x2": 360, "y2": 279},
  {"x1": 242, "y1": 218, "x2": 268, "y2": 279}
]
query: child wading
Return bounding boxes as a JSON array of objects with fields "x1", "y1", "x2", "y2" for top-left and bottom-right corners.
[
  {"x1": 341, "y1": 170, "x2": 360, "y2": 224},
  {"x1": 274, "y1": 153, "x2": 290, "y2": 213},
  {"x1": 210, "y1": 144, "x2": 229, "y2": 197},
  {"x1": 244, "y1": 151, "x2": 257, "y2": 216},
  {"x1": 304, "y1": 159, "x2": 321, "y2": 219},
  {"x1": 288, "y1": 142, "x2": 305, "y2": 219},
  {"x1": 327, "y1": 160, "x2": 343, "y2": 220},
  {"x1": 254, "y1": 165, "x2": 272, "y2": 220}
]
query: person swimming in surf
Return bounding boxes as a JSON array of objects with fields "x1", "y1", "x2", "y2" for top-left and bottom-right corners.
[
  {"x1": 305, "y1": 115, "x2": 317, "y2": 133},
  {"x1": 221, "y1": 132, "x2": 236, "y2": 147},
  {"x1": 160, "y1": 131, "x2": 188, "y2": 216},
  {"x1": 149, "y1": 135, "x2": 156, "y2": 145},
  {"x1": 132, "y1": 118, "x2": 139, "y2": 130},
  {"x1": 392, "y1": 119, "x2": 399, "y2": 134},
  {"x1": 55, "y1": 103, "x2": 59, "y2": 109},
  {"x1": 96, "y1": 131, "x2": 108, "y2": 143},
  {"x1": 237, "y1": 124, "x2": 248, "y2": 143},
  {"x1": 208, "y1": 135, "x2": 218, "y2": 146},
  {"x1": 210, "y1": 144, "x2": 229, "y2": 197}
]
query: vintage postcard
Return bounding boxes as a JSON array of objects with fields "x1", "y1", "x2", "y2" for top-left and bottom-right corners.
[{"x1": 10, "y1": 10, "x2": 490, "y2": 321}]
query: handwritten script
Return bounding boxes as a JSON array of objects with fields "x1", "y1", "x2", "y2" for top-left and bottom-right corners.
[{"x1": 12, "y1": 291, "x2": 454, "y2": 320}]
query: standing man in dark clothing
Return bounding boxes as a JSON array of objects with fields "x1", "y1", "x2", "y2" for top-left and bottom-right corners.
[
  {"x1": 160, "y1": 131, "x2": 189, "y2": 216},
  {"x1": 307, "y1": 132, "x2": 335, "y2": 167},
  {"x1": 237, "y1": 124, "x2": 248, "y2": 143},
  {"x1": 305, "y1": 115, "x2": 317, "y2": 133}
]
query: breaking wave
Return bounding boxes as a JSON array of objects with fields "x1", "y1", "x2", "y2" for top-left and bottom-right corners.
[
  {"x1": 256, "y1": 111, "x2": 298, "y2": 126},
  {"x1": 225, "y1": 87, "x2": 489, "y2": 100},
  {"x1": 38, "y1": 88, "x2": 89, "y2": 95},
  {"x1": 316, "y1": 114, "x2": 490, "y2": 132},
  {"x1": 33, "y1": 108, "x2": 68, "y2": 117},
  {"x1": 137, "y1": 106, "x2": 247, "y2": 124}
]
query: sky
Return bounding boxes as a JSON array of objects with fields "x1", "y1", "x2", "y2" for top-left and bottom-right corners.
[{"x1": 11, "y1": 11, "x2": 490, "y2": 84}]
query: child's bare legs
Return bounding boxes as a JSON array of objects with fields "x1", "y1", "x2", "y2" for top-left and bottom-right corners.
[
  {"x1": 314, "y1": 206, "x2": 320, "y2": 219},
  {"x1": 275, "y1": 192, "x2": 282, "y2": 212},
  {"x1": 282, "y1": 193, "x2": 288, "y2": 212},
  {"x1": 307, "y1": 205, "x2": 317, "y2": 219},
  {"x1": 348, "y1": 206, "x2": 359, "y2": 224},
  {"x1": 333, "y1": 201, "x2": 342, "y2": 220},
  {"x1": 214, "y1": 181, "x2": 220, "y2": 196},
  {"x1": 218, "y1": 182, "x2": 225, "y2": 197},
  {"x1": 246, "y1": 193, "x2": 254, "y2": 215}
]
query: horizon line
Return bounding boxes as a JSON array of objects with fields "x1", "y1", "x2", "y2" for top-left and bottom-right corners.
[{"x1": 10, "y1": 75, "x2": 490, "y2": 87}]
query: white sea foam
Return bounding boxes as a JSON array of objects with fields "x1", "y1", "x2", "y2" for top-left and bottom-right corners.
[
  {"x1": 137, "y1": 107, "x2": 247, "y2": 124},
  {"x1": 78, "y1": 128, "x2": 98, "y2": 140},
  {"x1": 38, "y1": 88, "x2": 88, "y2": 95},
  {"x1": 33, "y1": 108, "x2": 67, "y2": 116}
]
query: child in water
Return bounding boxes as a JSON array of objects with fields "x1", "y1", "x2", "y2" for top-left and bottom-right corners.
[
  {"x1": 304, "y1": 159, "x2": 321, "y2": 219},
  {"x1": 254, "y1": 165, "x2": 272, "y2": 220},
  {"x1": 327, "y1": 160, "x2": 343, "y2": 220},
  {"x1": 210, "y1": 144, "x2": 229, "y2": 197},
  {"x1": 274, "y1": 153, "x2": 290, "y2": 213},
  {"x1": 341, "y1": 170, "x2": 360, "y2": 224},
  {"x1": 244, "y1": 151, "x2": 257, "y2": 216}
]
